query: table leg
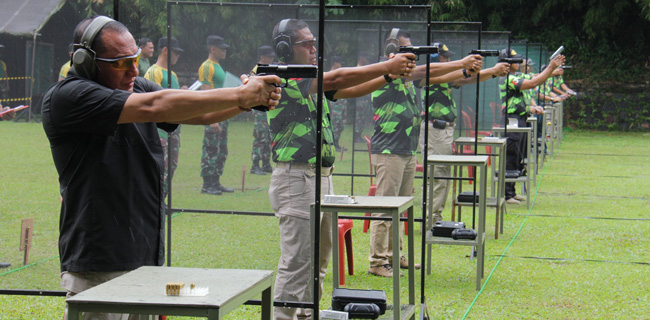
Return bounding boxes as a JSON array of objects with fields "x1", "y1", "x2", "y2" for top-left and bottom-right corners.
[
  {"x1": 207, "y1": 308, "x2": 220, "y2": 320},
  {"x1": 392, "y1": 209, "x2": 400, "y2": 320},
  {"x1": 332, "y1": 211, "x2": 340, "y2": 288},
  {"x1": 261, "y1": 285, "x2": 273, "y2": 320},
  {"x1": 67, "y1": 304, "x2": 80, "y2": 320}
]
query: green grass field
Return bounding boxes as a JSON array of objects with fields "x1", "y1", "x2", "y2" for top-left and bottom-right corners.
[{"x1": 1, "y1": 119, "x2": 649, "y2": 319}]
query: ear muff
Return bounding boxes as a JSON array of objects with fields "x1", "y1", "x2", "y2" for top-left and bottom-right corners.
[
  {"x1": 72, "y1": 16, "x2": 114, "y2": 79},
  {"x1": 384, "y1": 28, "x2": 400, "y2": 57},
  {"x1": 274, "y1": 19, "x2": 293, "y2": 63}
]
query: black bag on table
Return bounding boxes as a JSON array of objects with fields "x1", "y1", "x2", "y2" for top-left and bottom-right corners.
[
  {"x1": 457, "y1": 191, "x2": 479, "y2": 203},
  {"x1": 332, "y1": 288, "x2": 386, "y2": 318},
  {"x1": 431, "y1": 220, "x2": 466, "y2": 238},
  {"x1": 505, "y1": 170, "x2": 520, "y2": 179}
]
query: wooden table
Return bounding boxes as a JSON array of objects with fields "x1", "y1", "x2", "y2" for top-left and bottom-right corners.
[{"x1": 66, "y1": 266, "x2": 274, "y2": 320}]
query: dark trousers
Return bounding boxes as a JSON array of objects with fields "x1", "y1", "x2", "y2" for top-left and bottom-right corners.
[{"x1": 504, "y1": 116, "x2": 528, "y2": 199}]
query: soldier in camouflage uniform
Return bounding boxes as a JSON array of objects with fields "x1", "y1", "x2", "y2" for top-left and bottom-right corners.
[
  {"x1": 499, "y1": 48, "x2": 564, "y2": 204},
  {"x1": 143, "y1": 37, "x2": 185, "y2": 200},
  {"x1": 250, "y1": 45, "x2": 275, "y2": 175},
  {"x1": 199, "y1": 35, "x2": 234, "y2": 195}
]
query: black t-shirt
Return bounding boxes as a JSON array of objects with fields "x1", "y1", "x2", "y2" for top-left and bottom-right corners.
[{"x1": 42, "y1": 69, "x2": 177, "y2": 272}]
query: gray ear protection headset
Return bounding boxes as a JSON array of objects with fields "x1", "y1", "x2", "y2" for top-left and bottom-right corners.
[
  {"x1": 72, "y1": 16, "x2": 114, "y2": 79},
  {"x1": 384, "y1": 28, "x2": 400, "y2": 57},
  {"x1": 274, "y1": 19, "x2": 293, "y2": 63}
]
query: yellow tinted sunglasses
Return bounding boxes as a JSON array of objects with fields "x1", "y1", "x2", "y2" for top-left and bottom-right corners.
[{"x1": 96, "y1": 48, "x2": 141, "y2": 70}]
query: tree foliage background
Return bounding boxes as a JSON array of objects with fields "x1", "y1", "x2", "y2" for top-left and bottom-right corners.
[{"x1": 67, "y1": 0, "x2": 650, "y2": 85}]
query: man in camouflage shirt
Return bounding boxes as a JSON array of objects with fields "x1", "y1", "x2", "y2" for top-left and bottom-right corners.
[
  {"x1": 499, "y1": 48, "x2": 564, "y2": 204},
  {"x1": 368, "y1": 30, "x2": 484, "y2": 278},
  {"x1": 418, "y1": 43, "x2": 509, "y2": 224},
  {"x1": 267, "y1": 18, "x2": 416, "y2": 320}
]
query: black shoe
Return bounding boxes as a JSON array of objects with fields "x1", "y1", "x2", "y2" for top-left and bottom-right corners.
[
  {"x1": 201, "y1": 186, "x2": 222, "y2": 195},
  {"x1": 0, "y1": 263, "x2": 11, "y2": 268},
  {"x1": 215, "y1": 179, "x2": 234, "y2": 193},
  {"x1": 250, "y1": 166, "x2": 266, "y2": 175},
  {"x1": 261, "y1": 163, "x2": 273, "y2": 173}
]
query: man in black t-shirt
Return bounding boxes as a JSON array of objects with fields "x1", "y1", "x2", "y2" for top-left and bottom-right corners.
[{"x1": 42, "y1": 16, "x2": 281, "y2": 320}]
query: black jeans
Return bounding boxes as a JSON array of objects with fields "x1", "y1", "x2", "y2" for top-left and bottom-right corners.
[{"x1": 504, "y1": 116, "x2": 528, "y2": 199}]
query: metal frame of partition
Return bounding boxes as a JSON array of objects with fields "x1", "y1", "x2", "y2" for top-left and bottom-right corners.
[{"x1": 165, "y1": 2, "x2": 431, "y2": 316}]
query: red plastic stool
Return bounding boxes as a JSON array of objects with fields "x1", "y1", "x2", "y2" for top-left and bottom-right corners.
[{"x1": 338, "y1": 219, "x2": 354, "y2": 286}]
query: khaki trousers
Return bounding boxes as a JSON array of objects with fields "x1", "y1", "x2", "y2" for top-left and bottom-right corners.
[
  {"x1": 61, "y1": 271, "x2": 152, "y2": 320},
  {"x1": 269, "y1": 166, "x2": 333, "y2": 320},
  {"x1": 368, "y1": 153, "x2": 416, "y2": 267},
  {"x1": 419, "y1": 121, "x2": 454, "y2": 221}
]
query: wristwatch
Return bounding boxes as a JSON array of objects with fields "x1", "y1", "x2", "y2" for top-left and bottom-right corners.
[
  {"x1": 462, "y1": 69, "x2": 471, "y2": 79},
  {"x1": 384, "y1": 74, "x2": 393, "y2": 83}
]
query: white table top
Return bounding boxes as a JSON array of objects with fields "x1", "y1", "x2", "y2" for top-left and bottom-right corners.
[
  {"x1": 319, "y1": 196, "x2": 413, "y2": 213},
  {"x1": 427, "y1": 154, "x2": 488, "y2": 165},
  {"x1": 455, "y1": 137, "x2": 507, "y2": 145},
  {"x1": 66, "y1": 266, "x2": 274, "y2": 309}
]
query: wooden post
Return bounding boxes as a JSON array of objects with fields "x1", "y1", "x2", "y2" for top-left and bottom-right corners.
[
  {"x1": 241, "y1": 165, "x2": 246, "y2": 192},
  {"x1": 20, "y1": 218, "x2": 33, "y2": 265}
]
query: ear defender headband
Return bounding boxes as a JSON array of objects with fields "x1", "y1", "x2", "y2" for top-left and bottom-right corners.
[
  {"x1": 72, "y1": 16, "x2": 114, "y2": 79},
  {"x1": 275, "y1": 19, "x2": 293, "y2": 63},
  {"x1": 384, "y1": 28, "x2": 400, "y2": 57}
]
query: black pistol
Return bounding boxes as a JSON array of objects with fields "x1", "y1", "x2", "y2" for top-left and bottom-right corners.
[
  {"x1": 398, "y1": 46, "x2": 438, "y2": 60},
  {"x1": 253, "y1": 64, "x2": 318, "y2": 111},
  {"x1": 469, "y1": 49, "x2": 500, "y2": 57},
  {"x1": 499, "y1": 57, "x2": 524, "y2": 64}
]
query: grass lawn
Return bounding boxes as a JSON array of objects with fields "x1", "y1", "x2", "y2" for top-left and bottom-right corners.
[{"x1": 1, "y1": 119, "x2": 649, "y2": 319}]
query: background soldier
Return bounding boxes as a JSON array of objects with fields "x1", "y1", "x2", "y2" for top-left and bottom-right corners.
[
  {"x1": 138, "y1": 37, "x2": 154, "y2": 76},
  {"x1": 58, "y1": 44, "x2": 74, "y2": 81},
  {"x1": 250, "y1": 45, "x2": 275, "y2": 175},
  {"x1": 144, "y1": 37, "x2": 185, "y2": 201},
  {"x1": 199, "y1": 35, "x2": 235, "y2": 195}
]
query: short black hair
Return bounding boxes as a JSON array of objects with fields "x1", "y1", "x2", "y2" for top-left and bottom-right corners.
[{"x1": 138, "y1": 37, "x2": 152, "y2": 47}]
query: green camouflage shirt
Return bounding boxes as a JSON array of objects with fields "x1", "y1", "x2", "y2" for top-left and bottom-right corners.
[
  {"x1": 370, "y1": 78, "x2": 421, "y2": 155},
  {"x1": 268, "y1": 78, "x2": 336, "y2": 167},
  {"x1": 422, "y1": 82, "x2": 457, "y2": 122},
  {"x1": 500, "y1": 74, "x2": 528, "y2": 116}
]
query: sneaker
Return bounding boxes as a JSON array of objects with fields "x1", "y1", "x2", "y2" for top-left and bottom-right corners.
[
  {"x1": 506, "y1": 198, "x2": 520, "y2": 205},
  {"x1": 513, "y1": 194, "x2": 526, "y2": 201},
  {"x1": 368, "y1": 264, "x2": 397, "y2": 278},
  {"x1": 399, "y1": 256, "x2": 421, "y2": 269},
  {"x1": 0, "y1": 262, "x2": 10, "y2": 268}
]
